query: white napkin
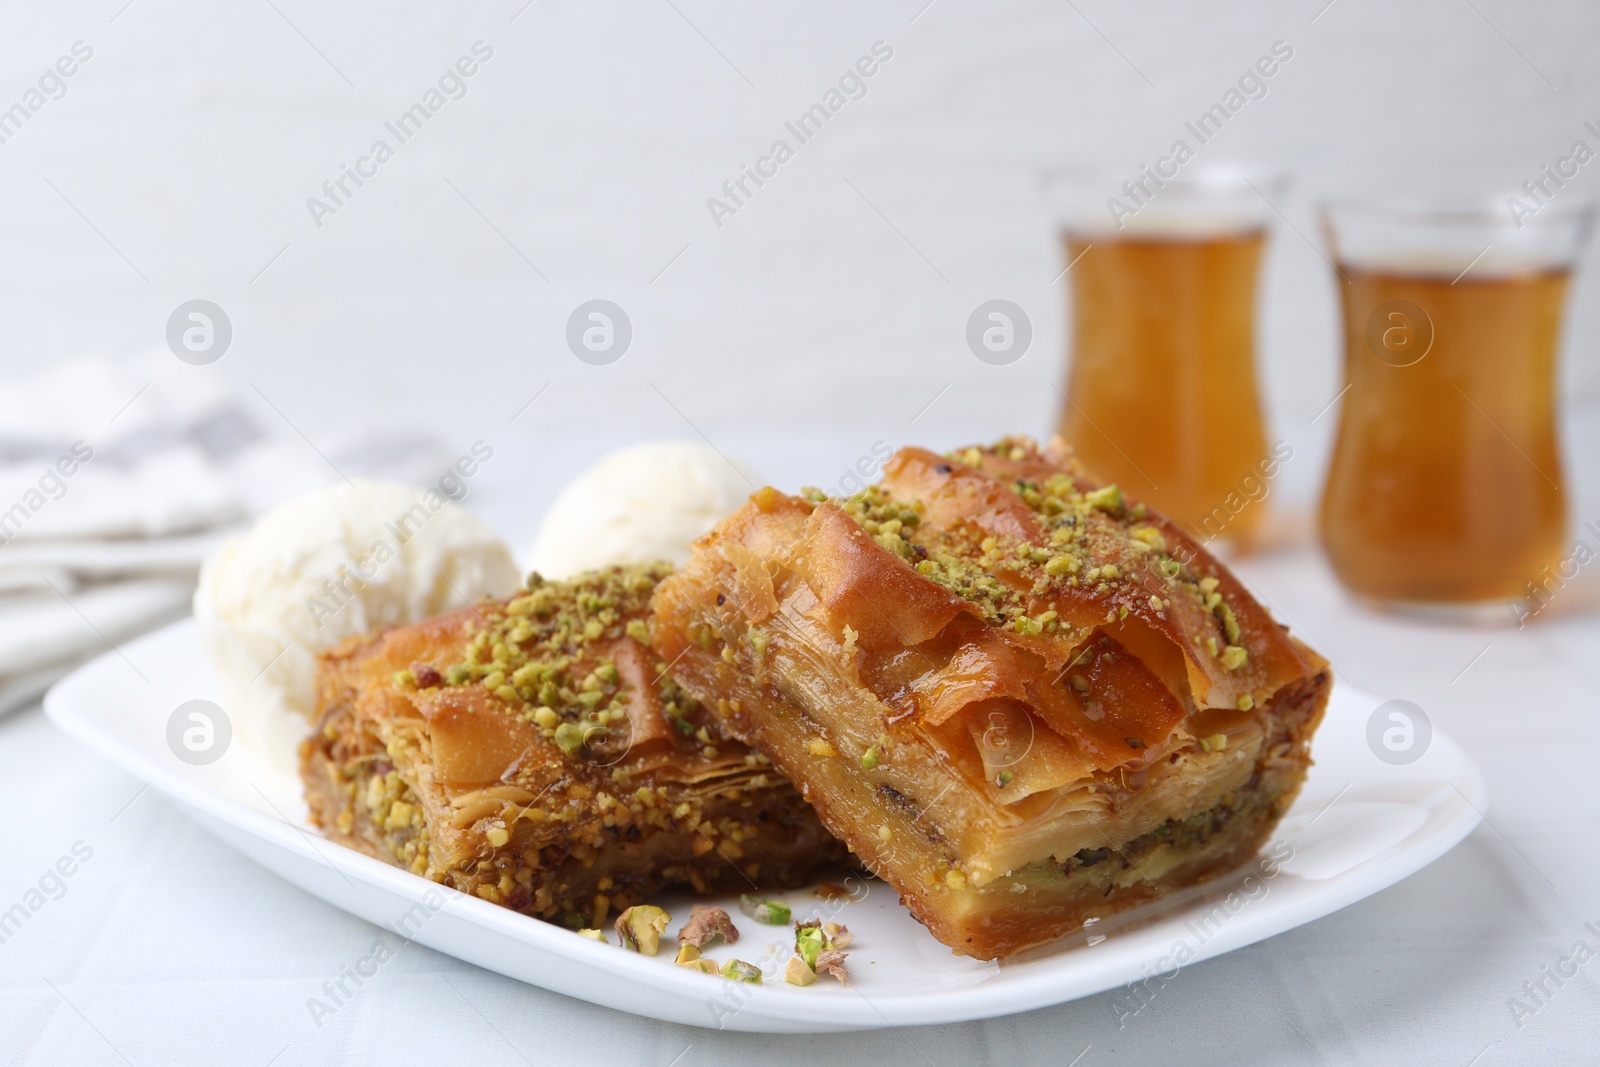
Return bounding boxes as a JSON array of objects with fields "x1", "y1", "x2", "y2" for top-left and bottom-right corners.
[
  {"x1": 0, "y1": 355, "x2": 458, "y2": 717},
  {"x1": 0, "y1": 578, "x2": 194, "y2": 717}
]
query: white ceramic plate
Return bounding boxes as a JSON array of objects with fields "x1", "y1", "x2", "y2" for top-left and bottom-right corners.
[{"x1": 45, "y1": 618, "x2": 1485, "y2": 1033}]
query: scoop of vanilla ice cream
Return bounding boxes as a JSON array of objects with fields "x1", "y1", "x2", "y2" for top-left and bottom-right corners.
[
  {"x1": 194, "y1": 480, "x2": 521, "y2": 772},
  {"x1": 528, "y1": 441, "x2": 755, "y2": 579}
]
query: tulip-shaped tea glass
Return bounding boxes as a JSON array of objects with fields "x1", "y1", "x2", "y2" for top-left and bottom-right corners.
[
  {"x1": 1045, "y1": 171, "x2": 1284, "y2": 545},
  {"x1": 1319, "y1": 201, "x2": 1593, "y2": 613}
]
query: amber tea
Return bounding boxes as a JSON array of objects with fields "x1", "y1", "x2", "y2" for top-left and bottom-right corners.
[
  {"x1": 1056, "y1": 230, "x2": 1273, "y2": 542},
  {"x1": 1321, "y1": 266, "x2": 1572, "y2": 604}
]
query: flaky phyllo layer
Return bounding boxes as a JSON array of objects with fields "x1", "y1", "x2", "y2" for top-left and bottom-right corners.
[
  {"x1": 652, "y1": 438, "x2": 1331, "y2": 958},
  {"x1": 303, "y1": 564, "x2": 848, "y2": 929}
]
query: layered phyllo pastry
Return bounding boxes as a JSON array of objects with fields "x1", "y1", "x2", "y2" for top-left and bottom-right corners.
[
  {"x1": 652, "y1": 438, "x2": 1331, "y2": 959},
  {"x1": 302, "y1": 563, "x2": 849, "y2": 929}
]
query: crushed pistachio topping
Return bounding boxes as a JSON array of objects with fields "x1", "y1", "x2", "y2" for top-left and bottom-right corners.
[
  {"x1": 738, "y1": 894, "x2": 791, "y2": 925},
  {"x1": 824, "y1": 439, "x2": 1250, "y2": 665},
  {"x1": 411, "y1": 562, "x2": 703, "y2": 759},
  {"x1": 860, "y1": 745, "x2": 881, "y2": 771},
  {"x1": 1237, "y1": 694, "x2": 1255, "y2": 711},
  {"x1": 1084, "y1": 484, "x2": 1124, "y2": 514},
  {"x1": 1199, "y1": 733, "x2": 1228, "y2": 753},
  {"x1": 1219, "y1": 645, "x2": 1248, "y2": 671},
  {"x1": 615, "y1": 904, "x2": 671, "y2": 955},
  {"x1": 577, "y1": 928, "x2": 607, "y2": 942}
]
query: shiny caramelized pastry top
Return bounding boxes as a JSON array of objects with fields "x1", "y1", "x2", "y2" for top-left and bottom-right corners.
[{"x1": 675, "y1": 437, "x2": 1320, "y2": 796}]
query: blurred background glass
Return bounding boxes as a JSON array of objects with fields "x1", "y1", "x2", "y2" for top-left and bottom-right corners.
[
  {"x1": 1320, "y1": 201, "x2": 1594, "y2": 614},
  {"x1": 1045, "y1": 171, "x2": 1282, "y2": 545}
]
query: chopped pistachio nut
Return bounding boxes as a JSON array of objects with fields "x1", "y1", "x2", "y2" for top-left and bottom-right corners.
[
  {"x1": 1085, "y1": 484, "x2": 1124, "y2": 513},
  {"x1": 860, "y1": 745, "x2": 881, "y2": 771},
  {"x1": 1044, "y1": 554, "x2": 1080, "y2": 576},
  {"x1": 784, "y1": 955, "x2": 818, "y2": 986},
  {"x1": 553, "y1": 722, "x2": 586, "y2": 756},
  {"x1": 675, "y1": 944, "x2": 719, "y2": 973},
  {"x1": 815, "y1": 950, "x2": 850, "y2": 985},
  {"x1": 1219, "y1": 604, "x2": 1241, "y2": 644},
  {"x1": 1199, "y1": 733, "x2": 1228, "y2": 753},
  {"x1": 996, "y1": 770, "x2": 1014, "y2": 787},
  {"x1": 720, "y1": 959, "x2": 762, "y2": 983},
  {"x1": 391, "y1": 668, "x2": 415, "y2": 688},
  {"x1": 576, "y1": 928, "x2": 607, "y2": 943},
  {"x1": 738, "y1": 894, "x2": 791, "y2": 925},
  {"x1": 795, "y1": 923, "x2": 826, "y2": 971},
  {"x1": 678, "y1": 905, "x2": 739, "y2": 948},
  {"x1": 1220, "y1": 645, "x2": 1248, "y2": 671},
  {"x1": 1237, "y1": 693, "x2": 1255, "y2": 711},
  {"x1": 615, "y1": 905, "x2": 671, "y2": 955},
  {"x1": 1130, "y1": 526, "x2": 1167, "y2": 552},
  {"x1": 822, "y1": 922, "x2": 853, "y2": 949},
  {"x1": 807, "y1": 738, "x2": 836, "y2": 757}
]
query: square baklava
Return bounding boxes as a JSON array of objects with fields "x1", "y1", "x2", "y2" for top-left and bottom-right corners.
[
  {"x1": 652, "y1": 438, "x2": 1330, "y2": 959},
  {"x1": 302, "y1": 563, "x2": 849, "y2": 929}
]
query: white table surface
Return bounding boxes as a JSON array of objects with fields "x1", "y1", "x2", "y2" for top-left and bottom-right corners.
[{"x1": 4, "y1": 424, "x2": 1599, "y2": 1067}]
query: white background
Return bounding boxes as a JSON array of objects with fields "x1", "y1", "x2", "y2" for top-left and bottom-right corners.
[{"x1": 2, "y1": 2, "x2": 1599, "y2": 1065}]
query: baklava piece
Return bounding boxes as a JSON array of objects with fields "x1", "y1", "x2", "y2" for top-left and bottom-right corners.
[
  {"x1": 302, "y1": 563, "x2": 848, "y2": 929},
  {"x1": 652, "y1": 438, "x2": 1331, "y2": 960}
]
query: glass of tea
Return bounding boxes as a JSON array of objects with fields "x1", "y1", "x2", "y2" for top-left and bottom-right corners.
[
  {"x1": 1319, "y1": 201, "x2": 1594, "y2": 615},
  {"x1": 1044, "y1": 171, "x2": 1285, "y2": 546}
]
